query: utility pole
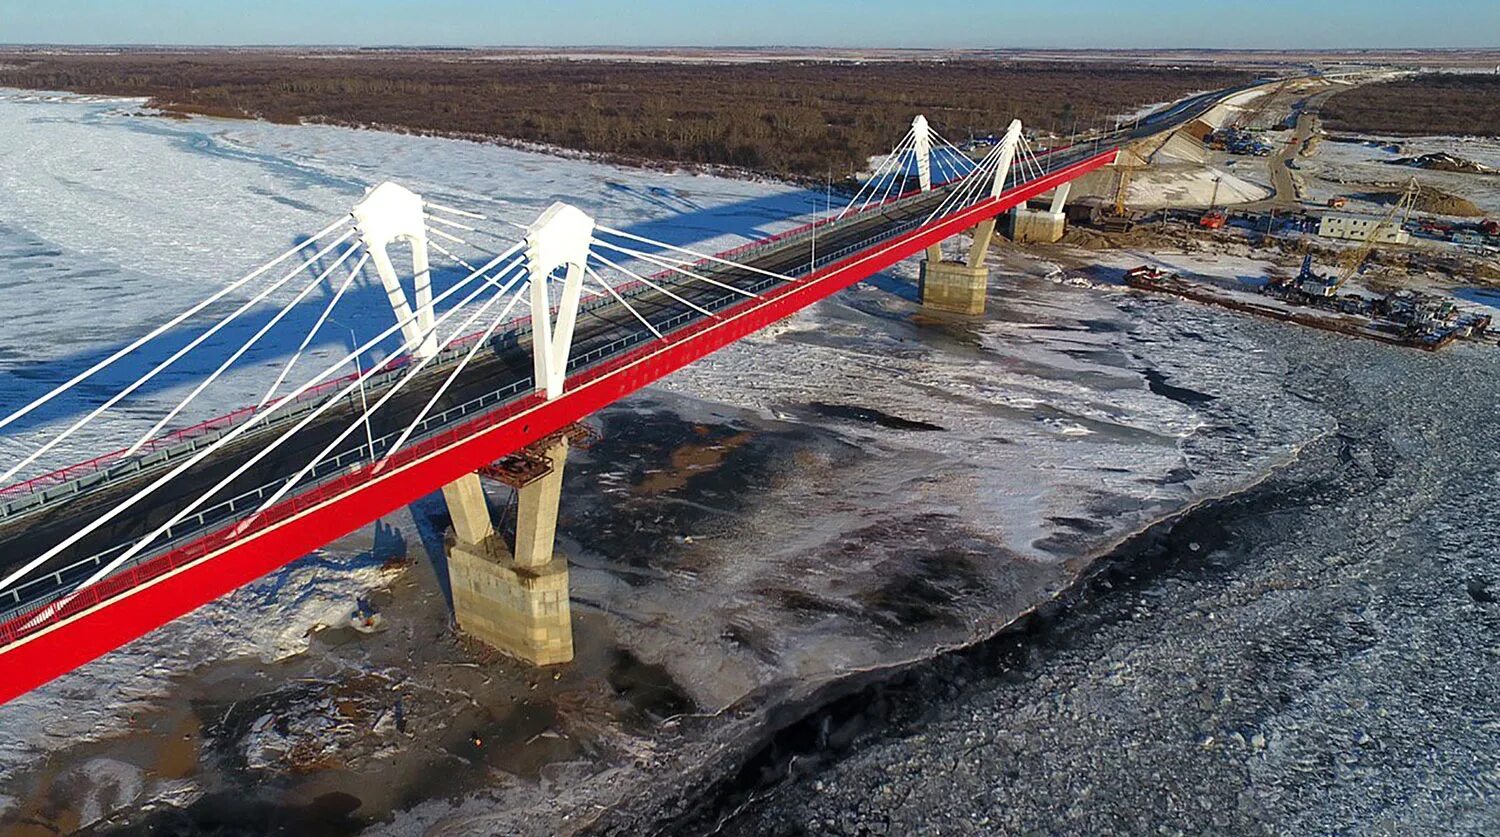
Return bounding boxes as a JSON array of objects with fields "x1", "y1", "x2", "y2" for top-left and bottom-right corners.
[
  {"x1": 810, "y1": 187, "x2": 817, "y2": 272},
  {"x1": 331, "y1": 319, "x2": 376, "y2": 458},
  {"x1": 826, "y1": 168, "x2": 832, "y2": 226}
]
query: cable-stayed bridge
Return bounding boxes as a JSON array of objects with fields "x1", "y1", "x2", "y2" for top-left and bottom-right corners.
[{"x1": 0, "y1": 104, "x2": 1203, "y2": 703}]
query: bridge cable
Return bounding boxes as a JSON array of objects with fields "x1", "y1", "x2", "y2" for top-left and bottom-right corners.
[
  {"x1": 0, "y1": 240, "x2": 525, "y2": 597},
  {"x1": 427, "y1": 224, "x2": 473, "y2": 248},
  {"x1": 855, "y1": 129, "x2": 918, "y2": 216},
  {"x1": 241, "y1": 254, "x2": 525, "y2": 514},
  {"x1": 375, "y1": 267, "x2": 532, "y2": 469},
  {"x1": 587, "y1": 252, "x2": 720, "y2": 320},
  {"x1": 870, "y1": 144, "x2": 910, "y2": 212},
  {"x1": 593, "y1": 224, "x2": 798, "y2": 286},
  {"x1": 424, "y1": 201, "x2": 488, "y2": 221},
  {"x1": 124, "y1": 242, "x2": 365, "y2": 459},
  {"x1": 930, "y1": 150, "x2": 959, "y2": 189},
  {"x1": 582, "y1": 265, "x2": 664, "y2": 341},
  {"x1": 924, "y1": 131, "x2": 1016, "y2": 226},
  {"x1": 258, "y1": 252, "x2": 370, "y2": 411},
  {"x1": 429, "y1": 234, "x2": 542, "y2": 302},
  {"x1": 47, "y1": 251, "x2": 530, "y2": 606},
  {"x1": 837, "y1": 131, "x2": 906, "y2": 219},
  {"x1": 0, "y1": 227, "x2": 358, "y2": 487},
  {"x1": 247, "y1": 256, "x2": 528, "y2": 520},
  {"x1": 923, "y1": 142, "x2": 998, "y2": 225},
  {"x1": 0, "y1": 216, "x2": 353, "y2": 440},
  {"x1": 929, "y1": 128, "x2": 980, "y2": 182},
  {"x1": 839, "y1": 126, "x2": 916, "y2": 220},
  {"x1": 589, "y1": 238, "x2": 761, "y2": 300}
]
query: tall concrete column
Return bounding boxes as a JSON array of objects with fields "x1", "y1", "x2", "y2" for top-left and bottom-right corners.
[
  {"x1": 441, "y1": 473, "x2": 495, "y2": 547},
  {"x1": 966, "y1": 218, "x2": 999, "y2": 269},
  {"x1": 1007, "y1": 184, "x2": 1070, "y2": 244},
  {"x1": 1048, "y1": 182, "x2": 1072, "y2": 216},
  {"x1": 444, "y1": 437, "x2": 573, "y2": 666},
  {"x1": 513, "y1": 438, "x2": 568, "y2": 569}
]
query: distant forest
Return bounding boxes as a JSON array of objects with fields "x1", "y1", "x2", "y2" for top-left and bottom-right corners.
[
  {"x1": 1323, "y1": 74, "x2": 1500, "y2": 137},
  {"x1": 0, "y1": 53, "x2": 1252, "y2": 181}
]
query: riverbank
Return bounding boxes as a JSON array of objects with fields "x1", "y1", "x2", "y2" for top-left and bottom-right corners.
[{"x1": 696, "y1": 328, "x2": 1500, "y2": 835}]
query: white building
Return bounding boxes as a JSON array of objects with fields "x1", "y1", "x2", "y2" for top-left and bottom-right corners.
[{"x1": 1318, "y1": 214, "x2": 1410, "y2": 245}]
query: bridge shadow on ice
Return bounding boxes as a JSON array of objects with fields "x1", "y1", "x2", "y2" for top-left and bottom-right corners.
[{"x1": 0, "y1": 181, "x2": 839, "y2": 440}]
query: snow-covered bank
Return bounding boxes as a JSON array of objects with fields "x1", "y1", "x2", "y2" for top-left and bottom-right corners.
[
  {"x1": 1307, "y1": 133, "x2": 1500, "y2": 218},
  {"x1": 718, "y1": 324, "x2": 1500, "y2": 837}
]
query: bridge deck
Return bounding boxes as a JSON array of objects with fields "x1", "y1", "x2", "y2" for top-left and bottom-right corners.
[
  {"x1": 0, "y1": 170, "x2": 998, "y2": 616},
  {"x1": 0, "y1": 77, "x2": 1269, "y2": 704}
]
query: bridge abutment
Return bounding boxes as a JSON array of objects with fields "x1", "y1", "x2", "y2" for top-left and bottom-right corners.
[
  {"x1": 1006, "y1": 208, "x2": 1067, "y2": 243},
  {"x1": 444, "y1": 437, "x2": 573, "y2": 666}
]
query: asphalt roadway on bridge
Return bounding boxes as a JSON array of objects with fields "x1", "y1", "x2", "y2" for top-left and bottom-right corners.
[{"x1": 0, "y1": 80, "x2": 1252, "y2": 614}]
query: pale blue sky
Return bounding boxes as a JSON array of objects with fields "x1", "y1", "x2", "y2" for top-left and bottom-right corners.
[{"x1": 3, "y1": 1, "x2": 1497, "y2": 49}]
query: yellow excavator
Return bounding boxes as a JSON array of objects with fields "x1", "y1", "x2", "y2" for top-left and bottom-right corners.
[{"x1": 1090, "y1": 163, "x2": 1138, "y2": 231}]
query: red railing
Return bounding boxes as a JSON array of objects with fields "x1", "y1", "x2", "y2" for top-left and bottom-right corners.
[
  {"x1": 0, "y1": 142, "x2": 1075, "y2": 504},
  {"x1": 0, "y1": 146, "x2": 1118, "y2": 656}
]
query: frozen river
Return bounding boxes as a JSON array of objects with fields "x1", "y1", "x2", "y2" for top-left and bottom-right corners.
[{"x1": 0, "y1": 92, "x2": 1335, "y2": 834}]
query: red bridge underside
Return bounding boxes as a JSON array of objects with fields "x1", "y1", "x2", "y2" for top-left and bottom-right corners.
[{"x1": 0, "y1": 149, "x2": 1116, "y2": 704}]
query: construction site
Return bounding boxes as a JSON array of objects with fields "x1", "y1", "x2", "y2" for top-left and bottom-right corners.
[{"x1": 997, "y1": 72, "x2": 1500, "y2": 351}]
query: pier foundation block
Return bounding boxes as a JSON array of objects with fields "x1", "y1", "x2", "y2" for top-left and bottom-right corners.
[
  {"x1": 1007, "y1": 208, "x2": 1067, "y2": 244},
  {"x1": 443, "y1": 438, "x2": 573, "y2": 666},
  {"x1": 919, "y1": 259, "x2": 989, "y2": 315}
]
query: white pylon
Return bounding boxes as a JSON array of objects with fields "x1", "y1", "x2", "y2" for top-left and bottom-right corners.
[
  {"x1": 912, "y1": 114, "x2": 934, "y2": 192},
  {"x1": 525, "y1": 202, "x2": 595, "y2": 400},
  {"x1": 989, "y1": 120, "x2": 1025, "y2": 199},
  {"x1": 1049, "y1": 182, "x2": 1072, "y2": 216},
  {"x1": 352, "y1": 182, "x2": 438, "y2": 359}
]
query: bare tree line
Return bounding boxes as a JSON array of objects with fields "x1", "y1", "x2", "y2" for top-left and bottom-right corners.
[
  {"x1": 1323, "y1": 74, "x2": 1500, "y2": 138},
  {"x1": 0, "y1": 53, "x2": 1252, "y2": 179}
]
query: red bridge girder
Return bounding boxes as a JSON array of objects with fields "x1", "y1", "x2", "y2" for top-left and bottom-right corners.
[{"x1": 0, "y1": 148, "x2": 1117, "y2": 704}]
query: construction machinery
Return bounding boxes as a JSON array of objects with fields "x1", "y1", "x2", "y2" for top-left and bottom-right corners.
[
  {"x1": 1330, "y1": 178, "x2": 1419, "y2": 292},
  {"x1": 1281, "y1": 179, "x2": 1419, "y2": 298},
  {"x1": 1198, "y1": 176, "x2": 1226, "y2": 229},
  {"x1": 1113, "y1": 164, "x2": 1133, "y2": 218},
  {"x1": 1090, "y1": 161, "x2": 1140, "y2": 231}
]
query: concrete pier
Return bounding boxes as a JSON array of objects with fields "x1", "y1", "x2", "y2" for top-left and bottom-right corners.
[
  {"x1": 919, "y1": 217, "x2": 996, "y2": 315},
  {"x1": 918, "y1": 259, "x2": 989, "y2": 315},
  {"x1": 1007, "y1": 208, "x2": 1067, "y2": 243},
  {"x1": 444, "y1": 437, "x2": 573, "y2": 666},
  {"x1": 1005, "y1": 183, "x2": 1070, "y2": 244}
]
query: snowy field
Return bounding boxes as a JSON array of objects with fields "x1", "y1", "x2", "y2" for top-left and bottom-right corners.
[
  {"x1": 0, "y1": 91, "x2": 1335, "y2": 831},
  {"x1": 1304, "y1": 133, "x2": 1500, "y2": 218}
]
